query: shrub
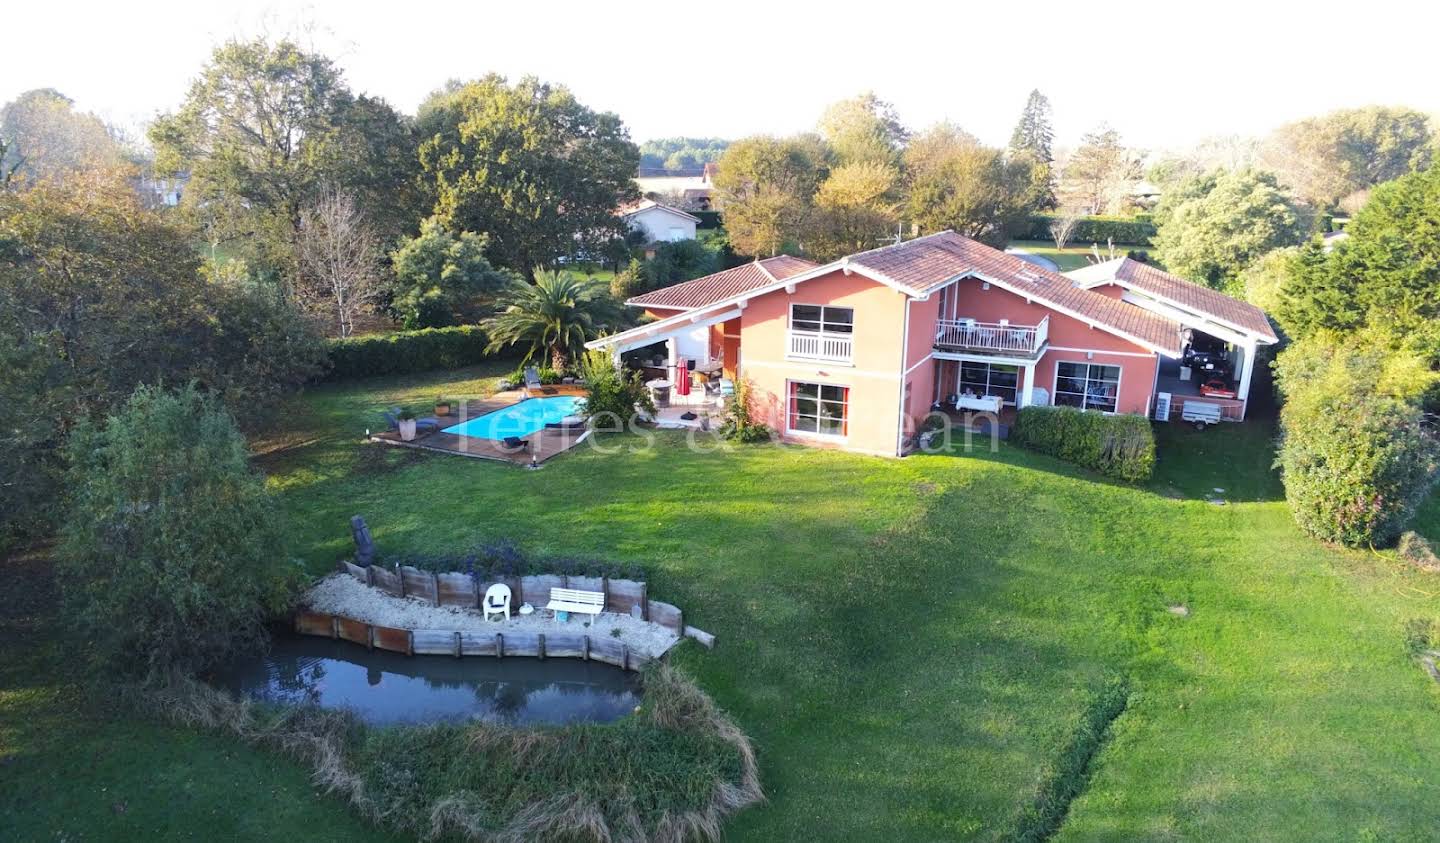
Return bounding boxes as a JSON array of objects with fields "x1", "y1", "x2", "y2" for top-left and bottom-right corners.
[
  {"x1": 1011, "y1": 406, "x2": 1156, "y2": 482},
  {"x1": 1018, "y1": 214, "x2": 1157, "y2": 245},
  {"x1": 1276, "y1": 343, "x2": 1439, "y2": 547},
  {"x1": 576, "y1": 349, "x2": 654, "y2": 426},
  {"x1": 387, "y1": 219, "x2": 512, "y2": 329},
  {"x1": 325, "y1": 326, "x2": 498, "y2": 380},
  {"x1": 57, "y1": 384, "x2": 301, "y2": 676},
  {"x1": 1399, "y1": 532, "x2": 1440, "y2": 572},
  {"x1": 505, "y1": 363, "x2": 568, "y2": 385},
  {"x1": 718, "y1": 378, "x2": 773, "y2": 444}
]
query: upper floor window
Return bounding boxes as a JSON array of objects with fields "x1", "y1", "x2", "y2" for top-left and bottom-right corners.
[{"x1": 791, "y1": 304, "x2": 853, "y2": 334}]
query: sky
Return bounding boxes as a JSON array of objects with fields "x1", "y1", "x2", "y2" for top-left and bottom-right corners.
[{"x1": 5, "y1": 0, "x2": 1437, "y2": 153}]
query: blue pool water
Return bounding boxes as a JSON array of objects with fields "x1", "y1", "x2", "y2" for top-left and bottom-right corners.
[{"x1": 442, "y1": 396, "x2": 584, "y2": 440}]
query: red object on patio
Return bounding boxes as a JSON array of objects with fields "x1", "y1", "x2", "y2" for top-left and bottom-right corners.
[
  {"x1": 675, "y1": 363, "x2": 691, "y2": 396},
  {"x1": 1198, "y1": 378, "x2": 1237, "y2": 399}
]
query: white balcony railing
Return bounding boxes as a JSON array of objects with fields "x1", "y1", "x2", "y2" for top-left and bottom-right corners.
[
  {"x1": 787, "y1": 329, "x2": 854, "y2": 364},
  {"x1": 935, "y1": 316, "x2": 1048, "y2": 355}
]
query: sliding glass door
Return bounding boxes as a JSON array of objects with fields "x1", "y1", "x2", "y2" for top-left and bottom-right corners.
[{"x1": 958, "y1": 361, "x2": 1020, "y2": 405}]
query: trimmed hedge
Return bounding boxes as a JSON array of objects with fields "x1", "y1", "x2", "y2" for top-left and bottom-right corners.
[
  {"x1": 1011, "y1": 406, "x2": 1156, "y2": 482},
  {"x1": 325, "y1": 326, "x2": 499, "y2": 380},
  {"x1": 1017, "y1": 214, "x2": 1156, "y2": 245}
]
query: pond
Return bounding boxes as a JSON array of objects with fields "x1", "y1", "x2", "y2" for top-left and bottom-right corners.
[{"x1": 212, "y1": 634, "x2": 642, "y2": 726}]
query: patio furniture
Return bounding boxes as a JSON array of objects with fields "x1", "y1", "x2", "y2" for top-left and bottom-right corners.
[
  {"x1": 382, "y1": 408, "x2": 440, "y2": 434},
  {"x1": 483, "y1": 583, "x2": 512, "y2": 621},
  {"x1": 954, "y1": 394, "x2": 1003, "y2": 413},
  {"x1": 546, "y1": 587, "x2": 605, "y2": 621},
  {"x1": 522, "y1": 366, "x2": 559, "y2": 396}
]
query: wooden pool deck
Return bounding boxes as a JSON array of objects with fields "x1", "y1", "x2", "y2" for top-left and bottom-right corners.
[{"x1": 367, "y1": 387, "x2": 592, "y2": 466}]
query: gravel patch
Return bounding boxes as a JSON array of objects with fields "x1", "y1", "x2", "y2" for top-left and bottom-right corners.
[{"x1": 304, "y1": 574, "x2": 681, "y2": 659}]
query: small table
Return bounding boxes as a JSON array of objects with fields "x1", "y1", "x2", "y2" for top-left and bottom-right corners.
[
  {"x1": 954, "y1": 394, "x2": 1003, "y2": 413},
  {"x1": 518, "y1": 603, "x2": 534, "y2": 616}
]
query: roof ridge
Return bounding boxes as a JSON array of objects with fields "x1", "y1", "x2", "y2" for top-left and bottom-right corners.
[
  {"x1": 846, "y1": 229, "x2": 956, "y2": 261},
  {"x1": 754, "y1": 258, "x2": 777, "y2": 283}
]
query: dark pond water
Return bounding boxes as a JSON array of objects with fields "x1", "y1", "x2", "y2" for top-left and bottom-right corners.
[{"x1": 212, "y1": 634, "x2": 642, "y2": 726}]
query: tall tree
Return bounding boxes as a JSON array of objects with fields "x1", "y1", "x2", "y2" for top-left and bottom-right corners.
[
  {"x1": 416, "y1": 75, "x2": 639, "y2": 277},
  {"x1": 713, "y1": 134, "x2": 829, "y2": 257},
  {"x1": 483, "y1": 271, "x2": 622, "y2": 370},
  {"x1": 1262, "y1": 106, "x2": 1433, "y2": 208},
  {"x1": 1152, "y1": 169, "x2": 1304, "y2": 290},
  {"x1": 1008, "y1": 89, "x2": 1056, "y2": 208},
  {"x1": 1008, "y1": 89, "x2": 1054, "y2": 163},
  {"x1": 817, "y1": 92, "x2": 908, "y2": 168},
  {"x1": 1060, "y1": 125, "x2": 1143, "y2": 214},
  {"x1": 296, "y1": 188, "x2": 382, "y2": 338},
  {"x1": 1, "y1": 89, "x2": 127, "y2": 185},
  {"x1": 387, "y1": 218, "x2": 511, "y2": 329},
  {"x1": 904, "y1": 124, "x2": 1043, "y2": 247},
  {"x1": 0, "y1": 168, "x2": 325, "y2": 547},
  {"x1": 150, "y1": 38, "x2": 419, "y2": 288},
  {"x1": 807, "y1": 161, "x2": 902, "y2": 260},
  {"x1": 1276, "y1": 164, "x2": 1440, "y2": 354}
]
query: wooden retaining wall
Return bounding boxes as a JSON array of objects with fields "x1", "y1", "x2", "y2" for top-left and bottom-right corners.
[
  {"x1": 293, "y1": 610, "x2": 660, "y2": 671},
  {"x1": 336, "y1": 561, "x2": 655, "y2": 622}
]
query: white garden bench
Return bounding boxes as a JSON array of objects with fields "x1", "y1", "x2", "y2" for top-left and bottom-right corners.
[{"x1": 546, "y1": 588, "x2": 605, "y2": 620}]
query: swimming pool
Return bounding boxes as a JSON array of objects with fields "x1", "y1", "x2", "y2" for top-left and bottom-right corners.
[{"x1": 442, "y1": 395, "x2": 584, "y2": 440}]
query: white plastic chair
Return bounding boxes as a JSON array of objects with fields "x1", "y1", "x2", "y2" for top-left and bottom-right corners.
[{"x1": 483, "y1": 583, "x2": 512, "y2": 622}]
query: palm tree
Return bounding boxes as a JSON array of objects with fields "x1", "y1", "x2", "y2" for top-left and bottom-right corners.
[{"x1": 483, "y1": 270, "x2": 622, "y2": 371}]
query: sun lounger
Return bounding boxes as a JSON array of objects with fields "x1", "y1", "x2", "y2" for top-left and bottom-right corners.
[{"x1": 382, "y1": 408, "x2": 440, "y2": 433}]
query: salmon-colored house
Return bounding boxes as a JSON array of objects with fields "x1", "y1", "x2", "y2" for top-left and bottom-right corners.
[{"x1": 589, "y1": 232, "x2": 1277, "y2": 457}]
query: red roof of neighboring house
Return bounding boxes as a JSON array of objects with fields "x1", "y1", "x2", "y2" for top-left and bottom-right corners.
[
  {"x1": 626, "y1": 256, "x2": 819, "y2": 311},
  {"x1": 846, "y1": 232, "x2": 1185, "y2": 355},
  {"x1": 1069, "y1": 258, "x2": 1278, "y2": 342}
]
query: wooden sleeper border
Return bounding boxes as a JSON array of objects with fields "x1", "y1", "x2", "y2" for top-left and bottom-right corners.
[{"x1": 292, "y1": 610, "x2": 689, "y2": 672}]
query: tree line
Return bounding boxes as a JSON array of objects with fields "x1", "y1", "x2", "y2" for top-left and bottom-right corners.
[{"x1": 1137, "y1": 107, "x2": 1440, "y2": 549}]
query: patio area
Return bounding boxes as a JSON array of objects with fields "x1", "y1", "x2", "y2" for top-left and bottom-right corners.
[{"x1": 368, "y1": 386, "x2": 592, "y2": 466}]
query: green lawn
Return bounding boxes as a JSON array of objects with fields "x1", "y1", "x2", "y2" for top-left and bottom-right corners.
[
  {"x1": 6, "y1": 363, "x2": 1440, "y2": 840},
  {"x1": 1007, "y1": 239, "x2": 1153, "y2": 272}
]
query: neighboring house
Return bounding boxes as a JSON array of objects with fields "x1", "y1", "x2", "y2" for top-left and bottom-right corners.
[
  {"x1": 619, "y1": 199, "x2": 700, "y2": 250},
  {"x1": 133, "y1": 172, "x2": 188, "y2": 207},
  {"x1": 634, "y1": 163, "x2": 718, "y2": 210},
  {"x1": 589, "y1": 232, "x2": 1277, "y2": 457}
]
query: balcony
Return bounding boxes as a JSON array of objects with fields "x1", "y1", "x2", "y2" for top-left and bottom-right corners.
[
  {"x1": 935, "y1": 316, "x2": 1048, "y2": 357},
  {"x1": 787, "y1": 329, "x2": 854, "y2": 364}
]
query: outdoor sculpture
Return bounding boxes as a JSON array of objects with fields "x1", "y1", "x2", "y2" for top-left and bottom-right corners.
[{"x1": 351, "y1": 515, "x2": 376, "y2": 567}]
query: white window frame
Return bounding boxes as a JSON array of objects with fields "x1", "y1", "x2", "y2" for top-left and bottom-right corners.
[
  {"x1": 1052, "y1": 360, "x2": 1123, "y2": 413},
  {"x1": 786, "y1": 379, "x2": 850, "y2": 439},
  {"x1": 789, "y1": 303, "x2": 854, "y2": 334},
  {"x1": 957, "y1": 360, "x2": 1021, "y2": 406}
]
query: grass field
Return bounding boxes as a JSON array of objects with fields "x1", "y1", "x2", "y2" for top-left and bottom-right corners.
[
  {"x1": 1007, "y1": 239, "x2": 1154, "y2": 272},
  {"x1": 5, "y1": 362, "x2": 1440, "y2": 840}
]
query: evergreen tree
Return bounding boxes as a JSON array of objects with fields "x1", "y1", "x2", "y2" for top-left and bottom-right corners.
[
  {"x1": 1008, "y1": 90, "x2": 1055, "y2": 208},
  {"x1": 1008, "y1": 89, "x2": 1054, "y2": 164}
]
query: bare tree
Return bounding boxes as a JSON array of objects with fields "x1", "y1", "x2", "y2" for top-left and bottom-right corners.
[
  {"x1": 1049, "y1": 206, "x2": 1084, "y2": 251},
  {"x1": 1088, "y1": 237, "x2": 1121, "y2": 264},
  {"x1": 296, "y1": 188, "x2": 381, "y2": 338}
]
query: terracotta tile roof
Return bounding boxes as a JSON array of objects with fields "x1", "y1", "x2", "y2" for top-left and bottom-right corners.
[
  {"x1": 846, "y1": 232, "x2": 1185, "y2": 355},
  {"x1": 1102, "y1": 258, "x2": 1278, "y2": 342},
  {"x1": 626, "y1": 255, "x2": 819, "y2": 311}
]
